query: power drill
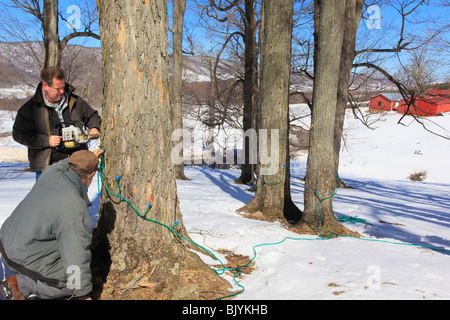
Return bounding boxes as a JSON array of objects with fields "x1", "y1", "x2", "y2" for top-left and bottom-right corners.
[
  {"x1": 55, "y1": 121, "x2": 99, "y2": 149},
  {"x1": 61, "y1": 125, "x2": 99, "y2": 148}
]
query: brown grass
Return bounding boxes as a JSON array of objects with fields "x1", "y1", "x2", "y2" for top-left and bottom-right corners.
[{"x1": 408, "y1": 170, "x2": 427, "y2": 182}]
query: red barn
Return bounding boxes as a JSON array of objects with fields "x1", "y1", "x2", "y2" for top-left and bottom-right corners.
[
  {"x1": 428, "y1": 89, "x2": 450, "y2": 97},
  {"x1": 397, "y1": 90, "x2": 450, "y2": 117},
  {"x1": 369, "y1": 93, "x2": 403, "y2": 112}
]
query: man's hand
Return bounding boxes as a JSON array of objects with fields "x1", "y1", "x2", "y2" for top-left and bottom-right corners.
[
  {"x1": 49, "y1": 135, "x2": 62, "y2": 148},
  {"x1": 92, "y1": 149, "x2": 104, "y2": 158}
]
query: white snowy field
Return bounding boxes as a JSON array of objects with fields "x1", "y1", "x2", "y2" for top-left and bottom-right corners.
[{"x1": 1, "y1": 106, "x2": 450, "y2": 300}]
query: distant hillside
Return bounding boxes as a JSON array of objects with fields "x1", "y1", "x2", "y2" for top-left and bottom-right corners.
[
  {"x1": 0, "y1": 41, "x2": 403, "y2": 112},
  {"x1": 0, "y1": 42, "x2": 41, "y2": 89},
  {"x1": 0, "y1": 41, "x2": 102, "y2": 109},
  {"x1": 0, "y1": 41, "x2": 246, "y2": 111}
]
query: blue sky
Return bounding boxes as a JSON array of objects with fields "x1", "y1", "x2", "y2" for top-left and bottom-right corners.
[
  {"x1": 57, "y1": 0, "x2": 101, "y2": 47},
  {"x1": 0, "y1": 0, "x2": 101, "y2": 47},
  {"x1": 358, "y1": 1, "x2": 449, "y2": 80},
  {"x1": 1, "y1": 0, "x2": 448, "y2": 80}
]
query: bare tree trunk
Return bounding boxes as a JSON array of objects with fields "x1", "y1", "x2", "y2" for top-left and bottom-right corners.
[
  {"x1": 295, "y1": 0, "x2": 358, "y2": 237},
  {"x1": 235, "y1": 0, "x2": 259, "y2": 185},
  {"x1": 43, "y1": 0, "x2": 60, "y2": 68},
  {"x1": 237, "y1": 0, "x2": 302, "y2": 223},
  {"x1": 333, "y1": 0, "x2": 364, "y2": 188},
  {"x1": 172, "y1": 0, "x2": 189, "y2": 180},
  {"x1": 92, "y1": 0, "x2": 230, "y2": 300}
]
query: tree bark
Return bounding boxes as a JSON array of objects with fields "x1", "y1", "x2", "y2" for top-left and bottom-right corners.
[
  {"x1": 295, "y1": 0, "x2": 358, "y2": 237},
  {"x1": 237, "y1": 0, "x2": 302, "y2": 223},
  {"x1": 172, "y1": 0, "x2": 189, "y2": 180},
  {"x1": 92, "y1": 0, "x2": 231, "y2": 300},
  {"x1": 333, "y1": 0, "x2": 364, "y2": 188},
  {"x1": 43, "y1": 0, "x2": 60, "y2": 68},
  {"x1": 235, "y1": 0, "x2": 259, "y2": 185}
]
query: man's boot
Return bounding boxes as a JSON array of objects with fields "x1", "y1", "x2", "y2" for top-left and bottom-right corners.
[{"x1": 0, "y1": 275, "x2": 26, "y2": 300}]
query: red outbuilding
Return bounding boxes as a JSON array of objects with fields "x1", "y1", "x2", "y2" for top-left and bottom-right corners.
[
  {"x1": 369, "y1": 93, "x2": 403, "y2": 112},
  {"x1": 397, "y1": 90, "x2": 450, "y2": 117}
]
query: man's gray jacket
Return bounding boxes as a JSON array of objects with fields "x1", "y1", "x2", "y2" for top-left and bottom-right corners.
[{"x1": 0, "y1": 159, "x2": 93, "y2": 296}]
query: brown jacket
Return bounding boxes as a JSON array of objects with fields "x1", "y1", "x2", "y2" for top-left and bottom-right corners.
[{"x1": 13, "y1": 82, "x2": 101, "y2": 171}]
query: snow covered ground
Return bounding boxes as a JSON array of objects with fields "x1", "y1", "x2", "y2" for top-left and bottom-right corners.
[{"x1": 1, "y1": 106, "x2": 450, "y2": 300}]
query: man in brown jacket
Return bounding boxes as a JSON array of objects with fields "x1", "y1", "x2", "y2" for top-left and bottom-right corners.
[{"x1": 13, "y1": 67, "x2": 102, "y2": 180}]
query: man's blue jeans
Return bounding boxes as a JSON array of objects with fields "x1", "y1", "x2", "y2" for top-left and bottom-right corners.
[{"x1": 35, "y1": 171, "x2": 42, "y2": 181}]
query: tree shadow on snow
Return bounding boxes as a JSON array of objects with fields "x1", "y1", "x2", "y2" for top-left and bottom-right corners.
[
  {"x1": 198, "y1": 167, "x2": 254, "y2": 205},
  {"x1": 187, "y1": 167, "x2": 450, "y2": 255},
  {"x1": 334, "y1": 178, "x2": 450, "y2": 255}
]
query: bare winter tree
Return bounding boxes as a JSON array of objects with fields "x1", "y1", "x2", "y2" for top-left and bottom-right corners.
[
  {"x1": 1, "y1": 0, "x2": 100, "y2": 69},
  {"x1": 237, "y1": 0, "x2": 302, "y2": 223},
  {"x1": 293, "y1": 0, "x2": 359, "y2": 237},
  {"x1": 395, "y1": 42, "x2": 443, "y2": 95},
  {"x1": 333, "y1": 0, "x2": 365, "y2": 188},
  {"x1": 180, "y1": 35, "x2": 243, "y2": 132},
  {"x1": 91, "y1": 0, "x2": 231, "y2": 300},
  {"x1": 43, "y1": 0, "x2": 60, "y2": 68},
  {"x1": 171, "y1": 0, "x2": 189, "y2": 180},
  {"x1": 195, "y1": 0, "x2": 260, "y2": 185},
  {"x1": 299, "y1": 0, "x2": 448, "y2": 188}
]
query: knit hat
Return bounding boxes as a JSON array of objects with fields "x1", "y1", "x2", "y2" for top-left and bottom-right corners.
[{"x1": 68, "y1": 150, "x2": 99, "y2": 174}]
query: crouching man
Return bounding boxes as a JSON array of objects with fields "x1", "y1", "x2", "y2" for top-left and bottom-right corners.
[{"x1": 0, "y1": 150, "x2": 103, "y2": 300}]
